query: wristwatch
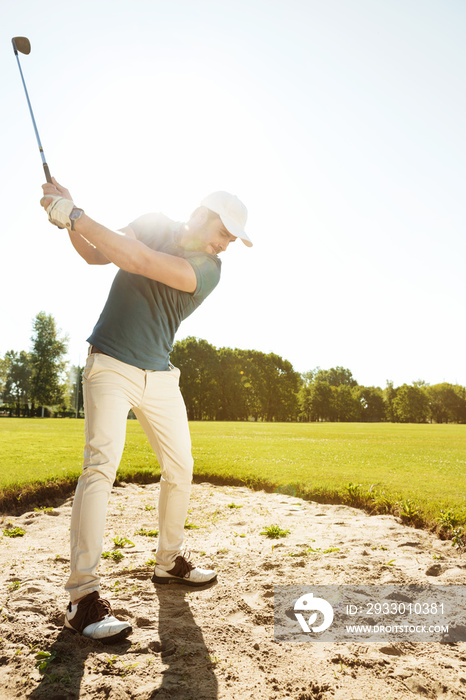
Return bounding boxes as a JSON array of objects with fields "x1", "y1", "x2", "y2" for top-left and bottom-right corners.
[{"x1": 69, "y1": 207, "x2": 84, "y2": 231}]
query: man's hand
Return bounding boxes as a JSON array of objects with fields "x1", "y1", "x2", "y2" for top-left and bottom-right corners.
[
  {"x1": 40, "y1": 177, "x2": 77, "y2": 229},
  {"x1": 47, "y1": 197, "x2": 77, "y2": 229},
  {"x1": 40, "y1": 177, "x2": 73, "y2": 210}
]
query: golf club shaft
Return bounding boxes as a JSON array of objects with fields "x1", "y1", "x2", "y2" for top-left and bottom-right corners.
[{"x1": 13, "y1": 50, "x2": 51, "y2": 183}]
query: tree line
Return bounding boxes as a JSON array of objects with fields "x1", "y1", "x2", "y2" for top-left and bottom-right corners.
[
  {"x1": 1, "y1": 315, "x2": 466, "y2": 423},
  {"x1": 172, "y1": 340, "x2": 466, "y2": 423},
  {"x1": 298, "y1": 368, "x2": 466, "y2": 424}
]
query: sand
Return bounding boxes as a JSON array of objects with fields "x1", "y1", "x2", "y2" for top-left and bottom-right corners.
[{"x1": 0, "y1": 481, "x2": 465, "y2": 699}]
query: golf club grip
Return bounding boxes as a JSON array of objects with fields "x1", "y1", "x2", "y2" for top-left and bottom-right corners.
[
  {"x1": 43, "y1": 163, "x2": 52, "y2": 184},
  {"x1": 43, "y1": 164, "x2": 65, "y2": 229}
]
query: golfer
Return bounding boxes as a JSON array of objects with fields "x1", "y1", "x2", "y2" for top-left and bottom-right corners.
[{"x1": 40, "y1": 179, "x2": 252, "y2": 643}]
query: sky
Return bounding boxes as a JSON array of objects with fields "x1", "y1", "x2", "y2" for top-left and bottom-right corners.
[{"x1": 2, "y1": 0, "x2": 465, "y2": 389}]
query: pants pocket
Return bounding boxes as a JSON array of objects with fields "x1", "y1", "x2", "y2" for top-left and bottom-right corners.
[
  {"x1": 170, "y1": 365, "x2": 181, "y2": 382},
  {"x1": 82, "y1": 353, "x2": 99, "y2": 382}
]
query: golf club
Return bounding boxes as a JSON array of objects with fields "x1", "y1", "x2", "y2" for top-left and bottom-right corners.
[{"x1": 11, "y1": 36, "x2": 52, "y2": 183}]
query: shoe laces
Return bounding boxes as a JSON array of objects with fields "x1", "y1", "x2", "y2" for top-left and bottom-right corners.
[
  {"x1": 79, "y1": 592, "x2": 112, "y2": 623},
  {"x1": 172, "y1": 551, "x2": 195, "y2": 579}
]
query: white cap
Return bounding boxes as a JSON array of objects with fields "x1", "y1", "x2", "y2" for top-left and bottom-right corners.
[{"x1": 201, "y1": 191, "x2": 252, "y2": 247}]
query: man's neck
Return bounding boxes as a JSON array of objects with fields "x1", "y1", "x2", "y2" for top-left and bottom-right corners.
[{"x1": 178, "y1": 224, "x2": 203, "y2": 252}]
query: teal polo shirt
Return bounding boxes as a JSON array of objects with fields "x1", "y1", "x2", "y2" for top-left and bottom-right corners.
[{"x1": 87, "y1": 213, "x2": 221, "y2": 370}]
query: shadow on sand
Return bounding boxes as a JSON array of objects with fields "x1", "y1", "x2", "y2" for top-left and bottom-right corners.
[
  {"x1": 27, "y1": 584, "x2": 218, "y2": 699},
  {"x1": 27, "y1": 625, "x2": 132, "y2": 699},
  {"x1": 151, "y1": 584, "x2": 219, "y2": 699}
]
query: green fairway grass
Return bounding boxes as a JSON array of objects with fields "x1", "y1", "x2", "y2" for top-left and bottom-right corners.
[{"x1": 1, "y1": 419, "x2": 465, "y2": 536}]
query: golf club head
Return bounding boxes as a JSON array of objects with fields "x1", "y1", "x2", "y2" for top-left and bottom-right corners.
[{"x1": 12, "y1": 37, "x2": 31, "y2": 55}]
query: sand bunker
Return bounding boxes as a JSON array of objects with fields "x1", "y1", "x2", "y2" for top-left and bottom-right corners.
[{"x1": 0, "y1": 482, "x2": 465, "y2": 699}]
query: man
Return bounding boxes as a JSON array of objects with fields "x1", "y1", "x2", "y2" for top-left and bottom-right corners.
[{"x1": 40, "y1": 179, "x2": 252, "y2": 643}]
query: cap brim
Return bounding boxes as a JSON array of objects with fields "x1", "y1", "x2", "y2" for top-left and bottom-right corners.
[{"x1": 220, "y1": 215, "x2": 253, "y2": 247}]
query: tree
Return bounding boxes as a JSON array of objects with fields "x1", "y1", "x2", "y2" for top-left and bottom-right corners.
[
  {"x1": 301, "y1": 370, "x2": 315, "y2": 384},
  {"x1": 328, "y1": 384, "x2": 360, "y2": 421},
  {"x1": 171, "y1": 340, "x2": 301, "y2": 421},
  {"x1": 354, "y1": 386, "x2": 386, "y2": 422},
  {"x1": 240, "y1": 350, "x2": 300, "y2": 421},
  {"x1": 30, "y1": 312, "x2": 68, "y2": 416},
  {"x1": 313, "y1": 366, "x2": 358, "y2": 388},
  {"x1": 269, "y1": 354, "x2": 301, "y2": 421},
  {"x1": 3, "y1": 350, "x2": 31, "y2": 416},
  {"x1": 170, "y1": 337, "x2": 219, "y2": 420},
  {"x1": 453, "y1": 385, "x2": 466, "y2": 423},
  {"x1": 384, "y1": 380, "x2": 398, "y2": 422},
  {"x1": 298, "y1": 382, "x2": 312, "y2": 421},
  {"x1": 0, "y1": 355, "x2": 7, "y2": 399},
  {"x1": 215, "y1": 348, "x2": 249, "y2": 421},
  {"x1": 393, "y1": 384, "x2": 429, "y2": 423},
  {"x1": 308, "y1": 380, "x2": 333, "y2": 421},
  {"x1": 427, "y1": 383, "x2": 466, "y2": 423}
]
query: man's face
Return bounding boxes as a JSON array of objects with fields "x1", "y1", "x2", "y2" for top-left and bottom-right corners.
[
  {"x1": 183, "y1": 209, "x2": 237, "y2": 254},
  {"x1": 202, "y1": 217, "x2": 237, "y2": 255}
]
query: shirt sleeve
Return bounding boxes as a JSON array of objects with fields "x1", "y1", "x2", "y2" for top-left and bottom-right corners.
[{"x1": 186, "y1": 253, "x2": 222, "y2": 300}]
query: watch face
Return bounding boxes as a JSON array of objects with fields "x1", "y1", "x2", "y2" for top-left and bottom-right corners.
[{"x1": 71, "y1": 208, "x2": 83, "y2": 220}]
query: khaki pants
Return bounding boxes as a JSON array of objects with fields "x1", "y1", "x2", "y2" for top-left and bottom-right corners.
[{"x1": 65, "y1": 351, "x2": 193, "y2": 602}]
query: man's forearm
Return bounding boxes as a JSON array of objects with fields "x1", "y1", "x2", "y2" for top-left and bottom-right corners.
[
  {"x1": 74, "y1": 214, "x2": 197, "y2": 292},
  {"x1": 68, "y1": 229, "x2": 110, "y2": 265}
]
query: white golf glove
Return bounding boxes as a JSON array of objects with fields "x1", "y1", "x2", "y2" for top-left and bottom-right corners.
[{"x1": 46, "y1": 196, "x2": 75, "y2": 230}]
